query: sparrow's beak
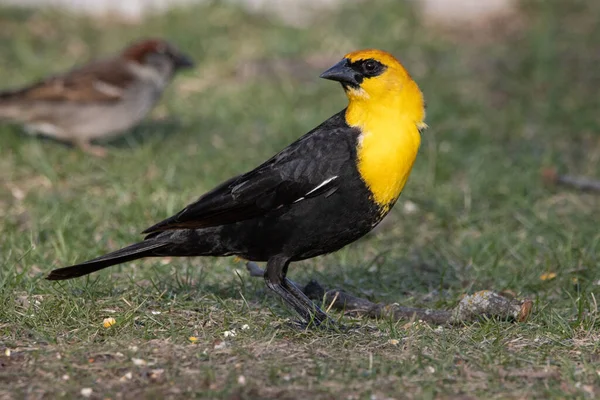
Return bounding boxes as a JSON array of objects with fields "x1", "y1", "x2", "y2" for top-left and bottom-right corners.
[
  {"x1": 319, "y1": 58, "x2": 359, "y2": 87},
  {"x1": 173, "y1": 52, "x2": 195, "y2": 69}
]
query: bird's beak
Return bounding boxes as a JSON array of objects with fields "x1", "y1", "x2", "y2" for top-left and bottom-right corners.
[
  {"x1": 173, "y1": 52, "x2": 195, "y2": 69},
  {"x1": 319, "y1": 58, "x2": 359, "y2": 87}
]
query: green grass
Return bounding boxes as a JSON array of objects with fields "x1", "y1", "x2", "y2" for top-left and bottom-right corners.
[{"x1": 1, "y1": 0, "x2": 600, "y2": 398}]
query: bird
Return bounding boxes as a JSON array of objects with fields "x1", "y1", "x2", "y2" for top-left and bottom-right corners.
[
  {"x1": 47, "y1": 49, "x2": 426, "y2": 326},
  {"x1": 0, "y1": 38, "x2": 194, "y2": 157}
]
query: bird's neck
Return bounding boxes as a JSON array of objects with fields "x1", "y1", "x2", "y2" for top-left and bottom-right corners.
[
  {"x1": 345, "y1": 95, "x2": 423, "y2": 212},
  {"x1": 127, "y1": 61, "x2": 171, "y2": 90}
]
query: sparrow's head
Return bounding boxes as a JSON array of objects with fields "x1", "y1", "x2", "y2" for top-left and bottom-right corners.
[
  {"x1": 122, "y1": 38, "x2": 195, "y2": 72},
  {"x1": 320, "y1": 49, "x2": 425, "y2": 130}
]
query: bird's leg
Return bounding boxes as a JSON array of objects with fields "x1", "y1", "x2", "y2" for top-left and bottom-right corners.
[
  {"x1": 73, "y1": 138, "x2": 107, "y2": 158},
  {"x1": 284, "y1": 277, "x2": 337, "y2": 326},
  {"x1": 263, "y1": 257, "x2": 335, "y2": 327},
  {"x1": 264, "y1": 256, "x2": 315, "y2": 322},
  {"x1": 248, "y1": 260, "x2": 334, "y2": 324}
]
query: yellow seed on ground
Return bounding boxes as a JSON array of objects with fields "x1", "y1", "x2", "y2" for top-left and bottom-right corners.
[
  {"x1": 540, "y1": 272, "x2": 557, "y2": 281},
  {"x1": 103, "y1": 317, "x2": 116, "y2": 328}
]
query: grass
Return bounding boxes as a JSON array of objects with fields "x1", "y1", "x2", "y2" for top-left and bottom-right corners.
[{"x1": 1, "y1": 0, "x2": 600, "y2": 398}]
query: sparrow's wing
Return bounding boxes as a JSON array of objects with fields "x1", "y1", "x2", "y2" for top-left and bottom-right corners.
[
  {"x1": 143, "y1": 113, "x2": 357, "y2": 234},
  {"x1": 0, "y1": 59, "x2": 136, "y2": 103}
]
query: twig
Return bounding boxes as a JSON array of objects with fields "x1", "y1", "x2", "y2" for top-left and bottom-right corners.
[
  {"x1": 542, "y1": 168, "x2": 600, "y2": 193},
  {"x1": 245, "y1": 262, "x2": 532, "y2": 325}
]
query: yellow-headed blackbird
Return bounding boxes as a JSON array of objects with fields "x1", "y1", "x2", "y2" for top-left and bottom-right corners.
[{"x1": 47, "y1": 49, "x2": 426, "y2": 326}]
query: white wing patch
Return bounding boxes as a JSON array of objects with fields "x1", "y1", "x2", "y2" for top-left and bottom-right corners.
[
  {"x1": 305, "y1": 176, "x2": 338, "y2": 196},
  {"x1": 293, "y1": 176, "x2": 338, "y2": 203}
]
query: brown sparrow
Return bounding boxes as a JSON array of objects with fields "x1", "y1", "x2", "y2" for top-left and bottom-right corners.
[{"x1": 0, "y1": 38, "x2": 194, "y2": 157}]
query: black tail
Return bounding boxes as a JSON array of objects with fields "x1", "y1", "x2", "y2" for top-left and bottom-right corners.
[{"x1": 46, "y1": 240, "x2": 169, "y2": 281}]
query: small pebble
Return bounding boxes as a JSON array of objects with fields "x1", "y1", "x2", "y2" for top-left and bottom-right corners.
[
  {"x1": 119, "y1": 371, "x2": 133, "y2": 382},
  {"x1": 132, "y1": 358, "x2": 147, "y2": 366},
  {"x1": 214, "y1": 340, "x2": 227, "y2": 350}
]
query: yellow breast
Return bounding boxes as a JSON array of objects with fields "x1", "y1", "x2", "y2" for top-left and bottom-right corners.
[{"x1": 346, "y1": 102, "x2": 422, "y2": 212}]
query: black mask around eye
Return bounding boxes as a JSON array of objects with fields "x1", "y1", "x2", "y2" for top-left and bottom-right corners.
[{"x1": 351, "y1": 58, "x2": 387, "y2": 79}]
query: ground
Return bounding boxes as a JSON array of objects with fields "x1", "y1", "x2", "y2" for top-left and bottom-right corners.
[{"x1": 1, "y1": 1, "x2": 600, "y2": 399}]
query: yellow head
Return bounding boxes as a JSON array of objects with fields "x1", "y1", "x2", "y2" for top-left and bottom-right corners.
[{"x1": 320, "y1": 49, "x2": 426, "y2": 130}]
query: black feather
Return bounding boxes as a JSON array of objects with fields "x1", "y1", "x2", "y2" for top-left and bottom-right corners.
[
  {"x1": 142, "y1": 110, "x2": 354, "y2": 234},
  {"x1": 46, "y1": 240, "x2": 168, "y2": 280}
]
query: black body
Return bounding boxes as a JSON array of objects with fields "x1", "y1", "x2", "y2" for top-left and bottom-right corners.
[{"x1": 47, "y1": 110, "x2": 386, "y2": 325}]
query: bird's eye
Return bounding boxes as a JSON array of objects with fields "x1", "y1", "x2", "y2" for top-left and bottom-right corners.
[
  {"x1": 361, "y1": 59, "x2": 381, "y2": 76},
  {"x1": 364, "y1": 60, "x2": 376, "y2": 72}
]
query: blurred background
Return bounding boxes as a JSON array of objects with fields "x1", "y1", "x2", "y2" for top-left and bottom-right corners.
[
  {"x1": 0, "y1": 0, "x2": 519, "y2": 25},
  {"x1": 0, "y1": 0, "x2": 599, "y2": 397}
]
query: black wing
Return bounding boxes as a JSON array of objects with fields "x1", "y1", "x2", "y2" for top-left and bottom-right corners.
[{"x1": 143, "y1": 110, "x2": 358, "y2": 234}]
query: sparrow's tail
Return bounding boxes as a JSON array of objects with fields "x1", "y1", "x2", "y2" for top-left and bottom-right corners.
[
  {"x1": 0, "y1": 90, "x2": 23, "y2": 120},
  {"x1": 0, "y1": 87, "x2": 26, "y2": 103},
  {"x1": 0, "y1": 88, "x2": 18, "y2": 99},
  {"x1": 46, "y1": 240, "x2": 170, "y2": 281}
]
